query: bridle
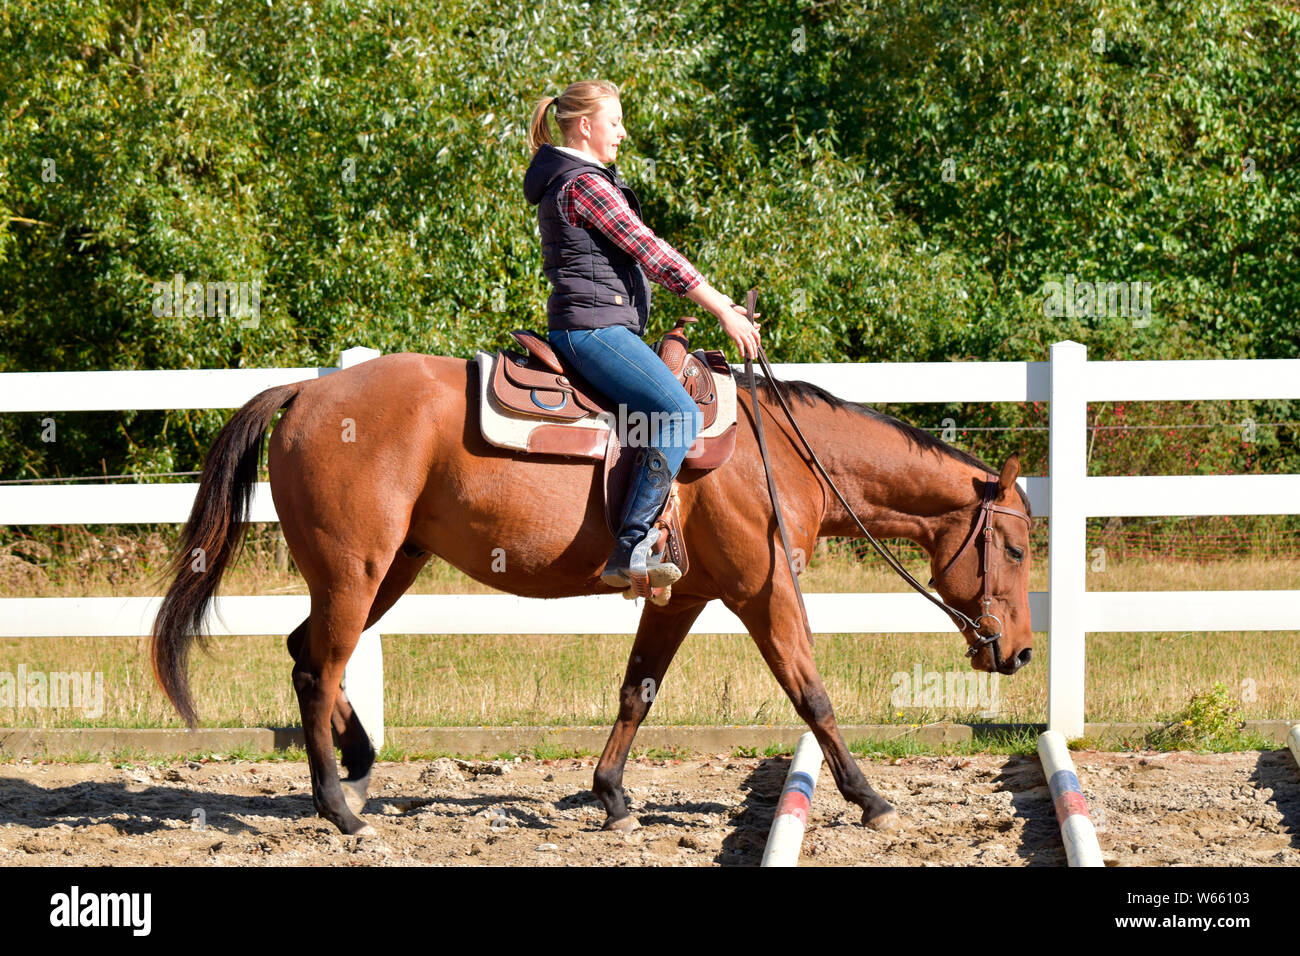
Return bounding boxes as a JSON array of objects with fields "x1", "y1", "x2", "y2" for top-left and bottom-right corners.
[
  {"x1": 926, "y1": 477, "x2": 1033, "y2": 660},
  {"x1": 738, "y1": 289, "x2": 1032, "y2": 664}
]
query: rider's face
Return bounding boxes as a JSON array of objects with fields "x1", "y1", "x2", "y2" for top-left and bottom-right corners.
[{"x1": 580, "y1": 97, "x2": 626, "y2": 164}]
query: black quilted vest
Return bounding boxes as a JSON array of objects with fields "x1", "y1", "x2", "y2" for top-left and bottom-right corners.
[{"x1": 523, "y1": 143, "x2": 651, "y2": 335}]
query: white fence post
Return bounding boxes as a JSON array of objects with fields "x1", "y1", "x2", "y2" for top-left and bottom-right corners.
[
  {"x1": 338, "y1": 346, "x2": 385, "y2": 751},
  {"x1": 1048, "y1": 341, "x2": 1088, "y2": 739},
  {"x1": 341, "y1": 629, "x2": 385, "y2": 751}
]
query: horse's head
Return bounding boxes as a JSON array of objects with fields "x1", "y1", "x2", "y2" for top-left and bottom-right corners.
[{"x1": 928, "y1": 454, "x2": 1034, "y2": 675}]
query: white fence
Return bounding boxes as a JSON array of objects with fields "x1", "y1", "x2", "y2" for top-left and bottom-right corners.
[{"x1": 1, "y1": 341, "x2": 1297, "y2": 743}]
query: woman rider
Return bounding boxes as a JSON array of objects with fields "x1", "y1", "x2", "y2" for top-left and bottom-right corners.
[{"x1": 523, "y1": 79, "x2": 761, "y2": 590}]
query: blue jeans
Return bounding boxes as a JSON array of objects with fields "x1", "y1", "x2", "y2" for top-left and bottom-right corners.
[{"x1": 548, "y1": 325, "x2": 702, "y2": 477}]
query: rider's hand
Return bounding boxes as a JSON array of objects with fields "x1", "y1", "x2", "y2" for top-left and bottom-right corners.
[{"x1": 718, "y1": 302, "x2": 761, "y2": 360}]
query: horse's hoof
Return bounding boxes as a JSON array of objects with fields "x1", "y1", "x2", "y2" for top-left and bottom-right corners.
[
  {"x1": 863, "y1": 808, "x2": 900, "y2": 832},
  {"x1": 341, "y1": 774, "x2": 370, "y2": 815},
  {"x1": 354, "y1": 823, "x2": 378, "y2": 838},
  {"x1": 603, "y1": 815, "x2": 640, "y2": 833}
]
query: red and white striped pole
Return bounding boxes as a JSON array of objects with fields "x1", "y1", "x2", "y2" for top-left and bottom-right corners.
[
  {"x1": 1038, "y1": 730, "x2": 1104, "y2": 867},
  {"x1": 761, "y1": 732, "x2": 824, "y2": 867}
]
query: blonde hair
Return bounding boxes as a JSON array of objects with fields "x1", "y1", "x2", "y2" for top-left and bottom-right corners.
[{"x1": 528, "y1": 79, "x2": 620, "y2": 155}]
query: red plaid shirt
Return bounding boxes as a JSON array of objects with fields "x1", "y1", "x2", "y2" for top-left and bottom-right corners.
[{"x1": 558, "y1": 172, "x2": 703, "y2": 298}]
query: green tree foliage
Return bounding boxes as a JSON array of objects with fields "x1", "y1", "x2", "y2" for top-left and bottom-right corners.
[{"x1": 0, "y1": 0, "x2": 1295, "y2": 481}]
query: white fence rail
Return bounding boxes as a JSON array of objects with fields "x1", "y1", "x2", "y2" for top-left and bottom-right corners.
[{"x1": 1, "y1": 341, "x2": 1297, "y2": 743}]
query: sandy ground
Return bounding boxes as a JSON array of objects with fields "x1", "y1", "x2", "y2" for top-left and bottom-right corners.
[{"x1": 0, "y1": 749, "x2": 1296, "y2": 866}]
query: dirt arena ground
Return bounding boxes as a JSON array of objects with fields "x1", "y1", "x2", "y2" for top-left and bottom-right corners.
[{"x1": 1, "y1": 749, "x2": 1296, "y2": 866}]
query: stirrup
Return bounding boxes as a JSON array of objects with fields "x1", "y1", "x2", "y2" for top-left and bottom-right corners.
[
  {"x1": 601, "y1": 528, "x2": 682, "y2": 590},
  {"x1": 631, "y1": 527, "x2": 683, "y2": 588}
]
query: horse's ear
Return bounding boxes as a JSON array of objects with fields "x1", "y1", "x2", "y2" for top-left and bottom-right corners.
[{"x1": 997, "y1": 453, "x2": 1021, "y2": 496}]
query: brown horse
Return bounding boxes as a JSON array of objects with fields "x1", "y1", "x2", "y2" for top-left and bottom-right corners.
[{"x1": 151, "y1": 351, "x2": 1033, "y2": 837}]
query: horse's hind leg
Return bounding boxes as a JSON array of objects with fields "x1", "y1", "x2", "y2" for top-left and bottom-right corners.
[
  {"x1": 294, "y1": 561, "x2": 391, "y2": 836},
  {"x1": 286, "y1": 621, "x2": 371, "y2": 815},
  {"x1": 593, "y1": 598, "x2": 706, "y2": 832},
  {"x1": 287, "y1": 547, "x2": 431, "y2": 818},
  {"x1": 342, "y1": 549, "x2": 434, "y2": 812}
]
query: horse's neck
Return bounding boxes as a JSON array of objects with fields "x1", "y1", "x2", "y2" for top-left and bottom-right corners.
[{"x1": 812, "y1": 409, "x2": 982, "y2": 552}]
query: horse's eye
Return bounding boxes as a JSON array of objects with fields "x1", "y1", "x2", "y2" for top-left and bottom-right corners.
[{"x1": 1007, "y1": 545, "x2": 1024, "y2": 562}]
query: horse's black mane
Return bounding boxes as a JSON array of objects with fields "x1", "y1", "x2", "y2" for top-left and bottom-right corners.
[{"x1": 739, "y1": 370, "x2": 1033, "y2": 518}]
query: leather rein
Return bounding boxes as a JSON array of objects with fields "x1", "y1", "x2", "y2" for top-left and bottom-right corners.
[{"x1": 738, "y1": 289, "x2": 1031, "y2": 662}]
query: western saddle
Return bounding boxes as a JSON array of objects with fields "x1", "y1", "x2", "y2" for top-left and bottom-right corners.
[{"x1": 474, "y1": 317, "x2": 738, "y2": 604}]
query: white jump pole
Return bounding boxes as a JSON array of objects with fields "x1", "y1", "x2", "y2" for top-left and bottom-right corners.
[
  {"x1": 1037, "y1": 730, "x2": 1104, "y2": 867},
  {"x1": 338, "y1": 346, "x2": 385, "y2": 751},
  {"x1": 1288, "y1": 725, "x2": 1300, "y2": 772},
  {"x1": 761, "y1": 732, "x2": 824, "y2": 867}
]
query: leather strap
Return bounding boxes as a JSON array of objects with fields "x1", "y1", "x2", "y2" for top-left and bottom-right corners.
[
  {"x1": 935, "y1": 479, "x2": 1031, "y2": 579},
  {"x1": 932, "y1": 478, "x2": 1032, "y2": 613},
  {"x1": 742, "y1": 290, "x2": 815, "y2": 648}
]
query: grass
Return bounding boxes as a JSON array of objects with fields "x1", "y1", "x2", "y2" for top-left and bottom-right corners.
[
  {"x1": 2, "y1": 626, "x2": 1294, "y2": 730},
  {"x1": 6, "y1": 733, "x2": 1280, "y2": 768},
  {"x1": 0, "y1": 526, "x2": 1296, "y2": 737}
]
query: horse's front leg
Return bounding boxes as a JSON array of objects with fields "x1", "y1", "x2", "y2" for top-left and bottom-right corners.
[
  {"x1": 726, "y1": 584, "x2": 900, "y2": 831},
  {"x1": 593, "y1": 598, "x2": 706, "y2": 832}
]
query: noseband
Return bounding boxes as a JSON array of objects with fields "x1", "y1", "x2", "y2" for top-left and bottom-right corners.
[{"x1": 928, "y1": 478, "x2": 1033, "y2": 659}]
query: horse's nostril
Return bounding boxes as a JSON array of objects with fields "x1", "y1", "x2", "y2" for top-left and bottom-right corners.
[{"x1": 1017, "y1": 647, "x2": 1033, "y2": 666}]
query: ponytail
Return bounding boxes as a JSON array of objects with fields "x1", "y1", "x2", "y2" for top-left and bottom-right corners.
[{"x1": 527, "y1": 96, "x2": 559, "y2": 153}]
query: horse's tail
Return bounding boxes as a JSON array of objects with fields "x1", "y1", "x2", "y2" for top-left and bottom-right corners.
[{"x1": 150, "y1": 382, "x2": 303, "y2": 727}]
